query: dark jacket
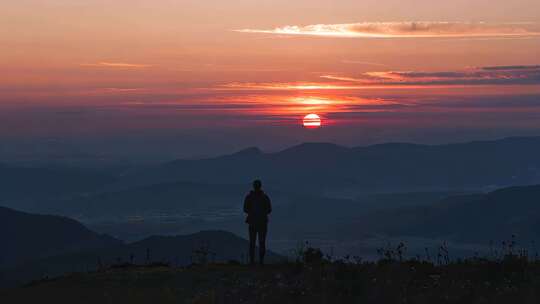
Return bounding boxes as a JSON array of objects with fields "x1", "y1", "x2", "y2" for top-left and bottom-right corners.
[{"x1": 243, "y1": 190, "x2": 272, "y2": 226}]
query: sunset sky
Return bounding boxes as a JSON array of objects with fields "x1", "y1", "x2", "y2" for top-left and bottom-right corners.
[{"x1": 2, "y1": 0, "x2": 540, "y2": 161}]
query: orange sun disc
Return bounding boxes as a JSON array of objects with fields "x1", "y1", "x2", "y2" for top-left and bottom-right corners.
[{"x1": 303, "y1": 113, "x2": 321, "y2": 128}]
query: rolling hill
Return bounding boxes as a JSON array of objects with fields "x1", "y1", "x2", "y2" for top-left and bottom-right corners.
[
  {"x1": 344, "y1": 184, "x2": 540, "y2": 244},
  {"x1": 0, "y1": 206, "x2": 120, "y2": 269}
]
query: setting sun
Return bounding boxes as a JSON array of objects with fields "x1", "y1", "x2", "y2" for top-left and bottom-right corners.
[{"x1": 303, "y1": 114, "x2": 321, "y2": 128}]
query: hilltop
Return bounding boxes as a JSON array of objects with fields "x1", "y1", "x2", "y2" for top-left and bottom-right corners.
[
  {"x1": 0, "y1": 206, "x2": 120, "y2": 268},
  {"x1": 2, "y1": 255, "x2": 540, "y2": 304}
]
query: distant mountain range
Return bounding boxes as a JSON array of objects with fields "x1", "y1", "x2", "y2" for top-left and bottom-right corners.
[
  {"x1": 115, "y1": 136, "x2": 540, "y2": 193},
  {"x1": 344, "y1": 184, "x2": 540, "y2": 244},
  {"x1": 4, "y1": 136, "x2": 540, "y2": 205}
]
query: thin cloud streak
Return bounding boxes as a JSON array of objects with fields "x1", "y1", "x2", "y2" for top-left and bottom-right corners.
[
  {"x1": 236, "y1": 21, "x2": 540, "y2": 38},
  {"x1": 218, "y1": 82, "x2": 458, "y2": 91},
  {"x1": 321, "y1": 65, "x2": 540, "y2": 86},
  {"x1": 78, "y1": 92, "x2": 540, "y2": 127},
  {"x1": 80, "y1": 62, "x2": 153, "y2": 69},
  {"x1": 118, "y1": 94, "x2": 412, "y2": 120},
  {"x1": 217, "y1": 65, "x2": 540, "y2": 93}
]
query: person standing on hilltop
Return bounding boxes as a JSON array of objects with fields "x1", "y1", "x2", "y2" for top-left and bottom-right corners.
[{"x1": 243, "y1": 179, "x2": 272, "y2": 266}]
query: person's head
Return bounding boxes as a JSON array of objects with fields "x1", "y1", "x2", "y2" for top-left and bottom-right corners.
[{"x1": 252, "y1": 179, "x2": 262, "y2": 191}]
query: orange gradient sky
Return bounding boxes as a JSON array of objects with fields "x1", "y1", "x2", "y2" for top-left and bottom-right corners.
[{"x1": 1, "y1": 0, "x2": 540, "y2": 160}]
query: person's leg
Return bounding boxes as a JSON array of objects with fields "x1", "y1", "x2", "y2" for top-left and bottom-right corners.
[
  {"x1": 258, "y1": 224, "x2": 268, "y2": 265},
  {"x1": 248, "y1": 225, "x2": 257, "y2": 265}
]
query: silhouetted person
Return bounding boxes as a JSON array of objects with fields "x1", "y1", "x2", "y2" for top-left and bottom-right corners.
[{"x1": 244, "y1": 179, "x2": 272, "y2": 265}]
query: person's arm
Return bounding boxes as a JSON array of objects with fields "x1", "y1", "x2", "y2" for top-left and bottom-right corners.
[
  {"x1": 243, "y1": 195, "x2": 250, "y2": 214},
  {"x1": 266, "y1": 195, "x2": 272, "y2": 215}
]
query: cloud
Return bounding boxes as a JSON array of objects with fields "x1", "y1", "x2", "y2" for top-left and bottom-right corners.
[
  {"x1": 481, "y1": 65, "x2": 540, "y2": 71},
  {"x1": 218, "y1": 65, "x2": 540, "y2": 91},
  {"x1": 219, "y1": 82, "x2": 370, "y2": 90},
  {"x1": 80, "y1": 62, "x2": 152, "y2": 69},
  {"x1": 236, "y1": 22, "x2": 540, "y2": 38},
  {"x1": 99, "y1": 88, "x2": 143, "y2": 93},
  {"x1": 321, "y1": 65, "x2": 540, "y2": 86}
]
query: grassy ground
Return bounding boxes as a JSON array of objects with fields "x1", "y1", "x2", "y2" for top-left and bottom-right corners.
[
  {"x1": 2, "y1": 254, "x2": 540, "y2": 304},
  {"x1": 0, "y1": 244, "x2": 540, "y2": 304}
]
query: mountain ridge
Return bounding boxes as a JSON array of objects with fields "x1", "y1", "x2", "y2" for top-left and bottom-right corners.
[{"x1": 113, "y1": 136, "x2": 540, "y2": 193}]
